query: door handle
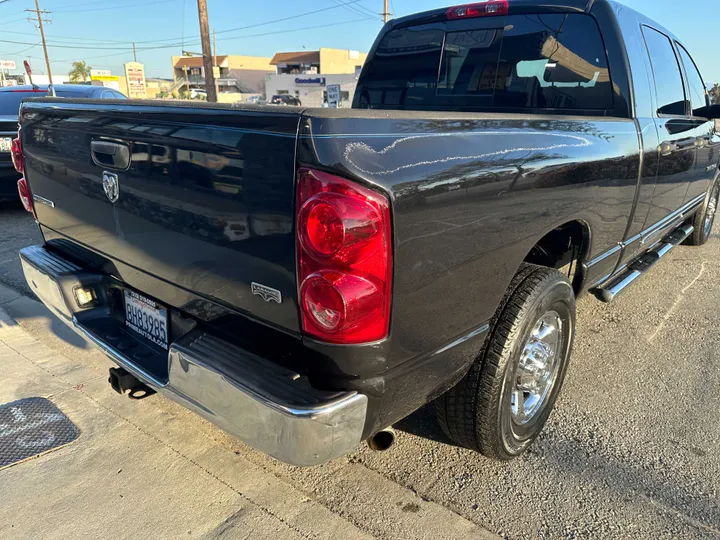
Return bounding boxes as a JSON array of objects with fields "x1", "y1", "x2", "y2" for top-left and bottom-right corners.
[
  {"x1": 659, "y1": 141, "x2": 678, "y2": 156},
  {"x1": 91, "y1": 140, "x2": 130, "y2": 170}
]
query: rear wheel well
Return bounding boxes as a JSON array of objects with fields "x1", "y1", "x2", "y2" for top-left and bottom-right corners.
[{"x1": 524, "y1": 221, "x2": 589, "y2": 294}]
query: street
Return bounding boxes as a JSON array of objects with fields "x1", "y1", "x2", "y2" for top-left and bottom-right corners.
[{"x1": 0, "y1": 205, "x2": 717, "y2": 539}]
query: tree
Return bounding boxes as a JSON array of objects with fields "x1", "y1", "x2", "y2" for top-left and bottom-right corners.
[
  {"x1": 68, "y1": 61, "x2": 92, "y2": 82},
  {"x1": 710, "y1": 83, "x2": 720, "y2": 105}
]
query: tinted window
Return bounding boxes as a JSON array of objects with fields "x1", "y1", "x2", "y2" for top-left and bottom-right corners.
[
  {"x1": 357, "y1": 14, "x2": 613, "y2": 111},
  {"x1": 1, "y1": 92, "x2": 40, "y2": 115},
  {"x1": 642, "y1": 27, "x2": 686, "y2": 116},
  {"x1": 356, "y1": 26, "x2": 445, "y2": 109},
  {"x1": 55, "y1": 90, "x2": 96, "y2": 98},
  {"x1": 677, "y1": 44, "x2": 708, "y2": 116}
]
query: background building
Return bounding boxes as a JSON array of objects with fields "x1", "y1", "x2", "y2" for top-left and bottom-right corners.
[
  {"x1": 171, "y1": 55, "x2": 273, "y2": 100},
  {"x1": 270, "y1": 48, "x2": 367, "y2": 75},
  {"x1": 265, "y1": 73, "x2": 359, "y2": 107},
  {"x1": 266, "y1": 48, "x2": 367, "y2": 107}
]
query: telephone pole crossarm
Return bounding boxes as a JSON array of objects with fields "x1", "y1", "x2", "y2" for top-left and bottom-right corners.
[{"x1": 26, "y1": 0, "x2": 53, "y2": 85}]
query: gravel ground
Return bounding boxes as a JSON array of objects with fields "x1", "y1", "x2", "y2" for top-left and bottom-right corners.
[
  {"x1": 0, "y1": 206, "x2": 718, "y2": 539},
  {"x1": 0, "y1": 202, "x2": 42, "y2": 295}
]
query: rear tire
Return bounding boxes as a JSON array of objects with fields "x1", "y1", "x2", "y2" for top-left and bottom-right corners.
[
  {"x1": 686, "y1": 180, "x2": 719, "y2": 246},
  {"x1": 435, "y1": 264, "x2": 575, "y2": 460}
]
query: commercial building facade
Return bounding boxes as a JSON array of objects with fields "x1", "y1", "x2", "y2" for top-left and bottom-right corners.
[
  {"x1": 171, "y1": 55, "x2": 274, "y2": 95},
  {"x1": 265, "y1": 73, "x2": 359, "y2": 107},
  {"x1": 266, "y1": 48, "x2": 367, "y2": 106}
]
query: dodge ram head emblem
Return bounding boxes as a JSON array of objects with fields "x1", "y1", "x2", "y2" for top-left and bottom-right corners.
[
  {"x1": 251, "y1": 282, "x2": 282, "y2": 304},
  {"x1": 103, "y1": 171, "x2": 120, "y2": 203}
]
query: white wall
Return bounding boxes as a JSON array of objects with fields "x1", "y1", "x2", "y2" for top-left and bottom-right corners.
[
  {"x1": 265, "y1": 73, "x2": 359, "y2": 107},
  {"x1": 24, "y1": 74, "x2": 71, "y2": 86}
]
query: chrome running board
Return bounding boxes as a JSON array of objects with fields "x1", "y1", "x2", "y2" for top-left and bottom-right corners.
[{"x1": 593, "y1": 223, "x2": 694, "y2": 303}]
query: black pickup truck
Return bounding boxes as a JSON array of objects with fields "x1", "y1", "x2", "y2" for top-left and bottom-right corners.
[{"x1": 13, "y1": 0, "x2": 720, "y2": 466}]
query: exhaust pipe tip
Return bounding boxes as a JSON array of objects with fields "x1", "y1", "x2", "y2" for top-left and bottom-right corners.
[{"x1": 368, "y1": 428, "x2": 396, "y2": 452}]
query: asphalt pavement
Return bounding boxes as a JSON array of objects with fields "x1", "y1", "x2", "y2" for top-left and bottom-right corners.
[{"x1": 0, "y1": 206, "x2": 718, "y2": 539}]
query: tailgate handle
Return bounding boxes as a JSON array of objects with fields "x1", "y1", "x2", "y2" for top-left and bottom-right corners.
[{"x1": 91, "y1": 140, "x2": 130, "y2": 170}]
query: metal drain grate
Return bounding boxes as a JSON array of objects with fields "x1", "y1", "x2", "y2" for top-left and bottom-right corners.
[{"x1": 0, "y1": 397, "x2": 80, "y2": 468}]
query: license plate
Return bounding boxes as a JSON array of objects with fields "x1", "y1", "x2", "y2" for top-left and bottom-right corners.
[
  {"x1": 0, "y1": 138, "x2": 11, "y2": 153},
  {"x1": 123, "y1": 290, "x2": 168, "y2": 350}
]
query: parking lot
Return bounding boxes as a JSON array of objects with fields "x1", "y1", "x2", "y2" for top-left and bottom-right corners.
[{"x1": 0, "y1": 201, "x2": 718, "y2": 540}]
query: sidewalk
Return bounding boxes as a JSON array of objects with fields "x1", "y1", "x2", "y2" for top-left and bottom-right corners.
[{"x1": 0, "y1": 284, "x2": 496, "y2": 540}]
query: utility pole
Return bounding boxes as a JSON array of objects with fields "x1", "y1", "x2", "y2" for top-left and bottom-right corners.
[
  {"x1": 212, "y1": 28, "x2": 218, "y2": 97},
  {"x1": 382, "y1": 0, "x2": 390, "y2": 23},
  {"x1": 196, "y1": 0, "x2": 217, "y2": 103},
  {"x1": 26, "y1": 0, "x2": 52, "y2": 85},
  {"x1": 133, "y1": 42, "x2": 137, "y2": 63}
]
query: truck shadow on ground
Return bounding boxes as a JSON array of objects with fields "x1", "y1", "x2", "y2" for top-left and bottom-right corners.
[
  {"x1": 4, "y1": 303, "x2": 90, "y2": 351},
  {"x1": 394, "y1": 402, "x2": 461, "y2": 448}
]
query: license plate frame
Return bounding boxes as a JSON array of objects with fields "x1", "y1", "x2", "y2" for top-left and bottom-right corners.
[
  {"x1": 122, "y1": 289, "x2": 169, "y2": 350},
  {"x1": 0, "y1": 137, "x2": 11, "y2": 153}
]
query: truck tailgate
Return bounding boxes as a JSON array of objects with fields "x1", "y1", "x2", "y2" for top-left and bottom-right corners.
[{"x1": 21, "y1": 100, "x2": 302, "y2": 333}]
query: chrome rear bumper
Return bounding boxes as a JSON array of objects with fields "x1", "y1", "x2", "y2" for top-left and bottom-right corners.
[{"x1": 20, "y1": 244, "x2": 367, "y2": 466}]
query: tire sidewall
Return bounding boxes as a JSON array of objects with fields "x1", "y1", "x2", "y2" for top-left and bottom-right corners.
[{"x1": 496, "y1": 276, "x2": 575, "y2": 457}]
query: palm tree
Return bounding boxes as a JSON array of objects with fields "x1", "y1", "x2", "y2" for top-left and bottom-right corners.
[
  {"x1": 68, "y1": 61, "x2": 92, "y2": 82},
  {"x1": 710, "y1": 83, "x2": 720, "y2": 105}
]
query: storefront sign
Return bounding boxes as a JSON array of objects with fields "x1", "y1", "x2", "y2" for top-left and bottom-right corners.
[
  {"x1": 91, "y1": 75, "x2": 119, "y2": 82},
  {"x1": 0, "y1": 60, "x2": 16, "y2": 70},
  {"x1": 295, "y1": 77, "x2": 326, "y2": 86}
]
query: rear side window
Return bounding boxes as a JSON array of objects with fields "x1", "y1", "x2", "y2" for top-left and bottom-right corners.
[
  {"x1": 356, "y1": 26, "x2": 444, "y2": 108},
  {"x1": 642, "y1": 27, "x2": 686, "y2": 116},
  {"x1": 676, "y1": 44, "x2": 708, "y2": 117},
  {"x1": 356, "y1": 14, "x2": 613, "y2": 112}
]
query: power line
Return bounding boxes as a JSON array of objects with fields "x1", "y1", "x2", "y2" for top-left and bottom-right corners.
[
  {"x1": 99, "y1": 0, "x2": 372, "y2": 46},
  {"x1": 0, "y1": 41, "x2": 40, "y2": 55},
  {"x1": 330, "y1": 0, "x2": 378, "y2": 19},
  {"x1": 0, "y1": 0, "x2": 372, "y2": 50},
  {"x1": 26, "y1": 0, "x2": 53, "y2": 85},
  {"x1": 49, "y1": 0, "x2": 163, "y2": 9},
  {"x1": 53, "y1": 0, "x2": 178, "y2": 13},
  {"x1": 49, "y1": 18, "x2": 372, "y2": 63}
]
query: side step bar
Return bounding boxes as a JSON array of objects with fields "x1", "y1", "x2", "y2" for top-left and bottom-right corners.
[{"x1": 593, "y1": 223, "x2": 694, "y2": 303}]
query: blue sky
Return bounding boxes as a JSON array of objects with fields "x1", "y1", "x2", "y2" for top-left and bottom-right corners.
[{"x1": 0, "y1": 0, "x2": 718, "y2": 83}]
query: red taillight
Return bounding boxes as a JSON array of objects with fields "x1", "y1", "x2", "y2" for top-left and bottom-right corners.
[
  {"x1": 17, "y1": 178, "x2": 33, "y2": 213},
  {"x1": 296, "y1": 168, "x2": 392, "y2": 344},
  {"x1": 446, "y1": 0, "x2": 509, "y2": 19},
  {"x1": 11, "y1": 136, "x2": 24, "y2": 174}
]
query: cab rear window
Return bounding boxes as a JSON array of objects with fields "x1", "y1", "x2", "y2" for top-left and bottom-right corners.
[{"x1": 356, "y1": 13, "x2": 613, "y2": 112}]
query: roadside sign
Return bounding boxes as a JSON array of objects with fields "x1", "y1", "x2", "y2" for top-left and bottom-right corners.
[
  {"x1": 23, "y1": 61, "x2": 33, "y2": 86},
  {"x1": 124, "y1": 61, "x2": 147, "y2": 99},
  {"x1": 212, "y1": 66, "x2": 220, "y2": 79},
  {"x1": 327, "y1": 84, "x2": 341, "y2": 108},
  {"x1": 0, "y1": 60, "x2": 16, "y2": 70}
]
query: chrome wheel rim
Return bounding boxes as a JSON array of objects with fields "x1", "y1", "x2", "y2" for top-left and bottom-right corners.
[
  {"x1": 511, "y1": 311, "x2": 562, "y2": 425},
  {"x1": 704, "y1": 185, "x2": 719, "y2": 238}
]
